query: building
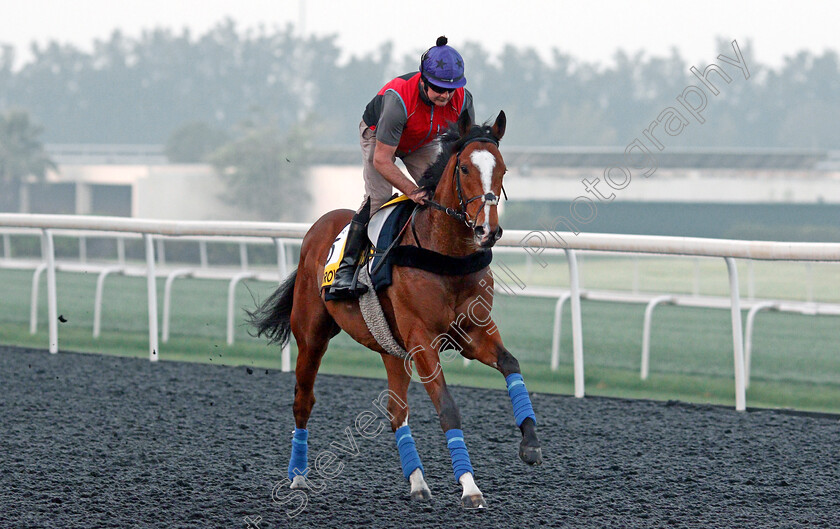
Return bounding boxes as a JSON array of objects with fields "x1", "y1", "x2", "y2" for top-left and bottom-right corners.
[{"x1": 14, "y1": 144, "x2": 840, "y2": 238}]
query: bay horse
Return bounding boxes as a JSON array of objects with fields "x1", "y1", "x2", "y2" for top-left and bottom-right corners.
[{"x1": 250, "y1": 110, "x2": 541, "y2": 509}]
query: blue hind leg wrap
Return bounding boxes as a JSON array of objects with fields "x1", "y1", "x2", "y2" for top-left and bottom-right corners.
[
  {"x1": 506, "y1": 373, "x2": 537, "y2": 427},
  {"x1": 445, "y1": 429, "x2": 474, "y2": 482},
  {"x1": 288, "y1": 428, "x2": 309, "y2": 481},
  {"x1": 394, "y1": 425, "x2": 424, "y2": 480}
]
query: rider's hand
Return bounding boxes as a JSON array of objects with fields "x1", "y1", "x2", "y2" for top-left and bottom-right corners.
[{"x1": 407, "y1": 187, "x2": 432, "y2": 205}]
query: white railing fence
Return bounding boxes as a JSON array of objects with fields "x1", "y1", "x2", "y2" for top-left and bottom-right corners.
[
  {"x1": 1, "y1": 215, "x2": 307, "y2": 371},
  {"x1": 3, "y1": 213, "x2": 840, "y2": 411}
]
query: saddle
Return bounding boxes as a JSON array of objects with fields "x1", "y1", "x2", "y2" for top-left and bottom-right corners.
[{"x1": 321, "y1": 195, "x2": 493, "y2": 302}]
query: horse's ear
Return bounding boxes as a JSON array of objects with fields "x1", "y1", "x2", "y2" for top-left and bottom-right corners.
[
  {"x1": 491, "y1": 111, "x2": 506, "y2": 142},
  {"x1": 458, "y1": 111, "x2": 473, "y2": 138}
]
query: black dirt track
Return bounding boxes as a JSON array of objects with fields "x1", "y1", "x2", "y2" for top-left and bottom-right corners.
[{"x1": 2, "y1": 345, "x2": 839, "y2": 529}]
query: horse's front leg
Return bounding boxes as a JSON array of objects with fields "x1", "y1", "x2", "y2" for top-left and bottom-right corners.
[
  {"x1": 408, "y1": 339, "x2": 487, "y2": 509},
  {"x1": 461, "y1": 325, "x2": 542, "y2": 465}
]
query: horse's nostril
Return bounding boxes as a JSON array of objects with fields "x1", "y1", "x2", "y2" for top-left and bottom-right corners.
[
  {"x1": 495, "y1": 227, "x2": 503, "y2": 240},
  {"x1": 474, "y1": 226, "x2": 485, "y2": 237}
]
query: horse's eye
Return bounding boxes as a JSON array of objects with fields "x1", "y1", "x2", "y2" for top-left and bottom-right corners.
[{"x1": 460, "y1": 165, "x2": 469, "y2": 173}]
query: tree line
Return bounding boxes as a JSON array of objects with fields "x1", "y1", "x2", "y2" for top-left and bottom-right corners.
[
  {"x1": 1, "y1": 21, "x2": 839, "y2": 150},
  {"x1": 2, "y1": 23, "x2": 839, "y2": 219}
]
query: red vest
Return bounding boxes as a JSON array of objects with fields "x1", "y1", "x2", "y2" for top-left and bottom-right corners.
[{"x1": 373, "y1": 72, "x2": 465, "y2": 154}]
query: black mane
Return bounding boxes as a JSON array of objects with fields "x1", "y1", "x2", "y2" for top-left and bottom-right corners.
[{"x1": 416, "y1": 121, "x2": 499, "y2": 190}]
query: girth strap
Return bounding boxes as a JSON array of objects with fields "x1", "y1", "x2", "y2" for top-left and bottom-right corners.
[
  {"x1": 357, "y1": 247, "x2": 492, "y2": 360},
  {"x1": 357, "y1": 266, "x2": 408, "y2": 359},
  {"x1": 388, "y1": 246, "x2": 492, "y2": 276}
]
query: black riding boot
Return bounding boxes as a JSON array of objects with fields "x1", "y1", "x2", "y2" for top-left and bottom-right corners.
[{"x1": 328, "y1": 209, "x2": 370, "y2": 299}]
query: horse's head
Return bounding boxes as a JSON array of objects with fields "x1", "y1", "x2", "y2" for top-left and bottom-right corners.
[
  {"x1": 453, "y1": 111, "x2": 506, "y2": 248},
  {"x1": 423, "y1": 111, "x2": 507, "y2": 249}
]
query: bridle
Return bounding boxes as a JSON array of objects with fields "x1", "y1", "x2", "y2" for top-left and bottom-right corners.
[{"x1": 423, "y1": 135, "x2": 506, "y2": 230}]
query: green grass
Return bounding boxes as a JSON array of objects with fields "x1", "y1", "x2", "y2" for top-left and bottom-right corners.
[
  {"x1": 498, "y1": 252, "x2": 840, "y2": 302},
  {"x1": 2, "y1": 259, "x2": 840, "y2": 414}
]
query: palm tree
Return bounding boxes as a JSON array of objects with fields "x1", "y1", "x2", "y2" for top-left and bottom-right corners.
[{"x1": 0, "y1": 109, "x2": 56, "y2": 211}]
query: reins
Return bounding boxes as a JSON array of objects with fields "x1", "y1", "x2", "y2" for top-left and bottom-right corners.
[
  {"x1": 369, "y1": 209, "x2": 415, "y2": 276},
  {"x1": 373, "y1": 131, "x2": 506, "y2": 268}
]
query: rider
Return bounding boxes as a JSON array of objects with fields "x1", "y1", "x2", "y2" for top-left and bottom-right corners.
[{"x1": 328, "y1": 36, "x2": 476, "y2": 299}]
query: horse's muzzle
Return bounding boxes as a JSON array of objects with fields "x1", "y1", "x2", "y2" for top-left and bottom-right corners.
[{"x1": 475, "y1": 225, "x2": 503, "y2": 248}]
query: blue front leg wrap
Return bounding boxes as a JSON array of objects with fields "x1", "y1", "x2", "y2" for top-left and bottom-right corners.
[
  {"x1": 394, "y1": 425, "x2": 424, "y2": 480},
  {"x1": 445, "y1": 429, "x2": 474, "y2": 483},
  {"x1": 287, "y1": 428, "x2": 309, "y2": 482},
  {"x1": 506, "y1": 373, "x2": 537, "y2": 427}
]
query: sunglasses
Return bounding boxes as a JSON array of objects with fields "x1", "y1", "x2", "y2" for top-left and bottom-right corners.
[{"x1": 426, "y1": 81, "x2": 455, "y2": 94}]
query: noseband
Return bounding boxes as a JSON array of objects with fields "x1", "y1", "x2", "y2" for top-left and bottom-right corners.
[{"x1": 425, "y1": 136, "x2": 505, "y2": 230}]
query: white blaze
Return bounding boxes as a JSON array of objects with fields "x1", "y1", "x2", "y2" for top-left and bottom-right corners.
[{"x1": 470, "y1": 150, "x2": 495, "y2": 233}]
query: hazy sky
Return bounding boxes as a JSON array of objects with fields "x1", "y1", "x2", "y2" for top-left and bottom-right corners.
[{"x1": 1, "y1": 0, "x2": 836, "y2": 69}]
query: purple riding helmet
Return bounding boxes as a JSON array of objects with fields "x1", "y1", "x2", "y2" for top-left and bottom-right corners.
[{"x1": 420, "y1": 36, "x2": 467, "y2": 89}]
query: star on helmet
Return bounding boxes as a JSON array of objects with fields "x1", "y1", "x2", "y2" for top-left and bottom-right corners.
[{"x1": 419, "y1": 35, "x2": 467, "y2": 89}]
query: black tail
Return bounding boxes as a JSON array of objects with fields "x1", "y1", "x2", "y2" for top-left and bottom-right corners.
[{"x1": 247, "y1": 269, "x2": 297, "y2": 346}]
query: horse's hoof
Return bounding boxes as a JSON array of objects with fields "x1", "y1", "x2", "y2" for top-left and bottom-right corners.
[
  {"x1": 461, "y1": 494, "x2": 487, "y2": 509},
  {"x1": 519, "y1": 444, "x2": 543, "y2": 466},
  {"x1": 290, "y1": 475, "x2": 307, "y2": 489},
  {"x1": 410, "y1": 488, "x2": 432, "y2": 501}
]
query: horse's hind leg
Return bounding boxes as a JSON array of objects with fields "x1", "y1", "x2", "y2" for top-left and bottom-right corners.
[
  {"x1": 381, "y1": 354, "x2": 432, "y2": 502},
  {"x1": 287, "y1": 289, "x2": 338, "y2": 488}
]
